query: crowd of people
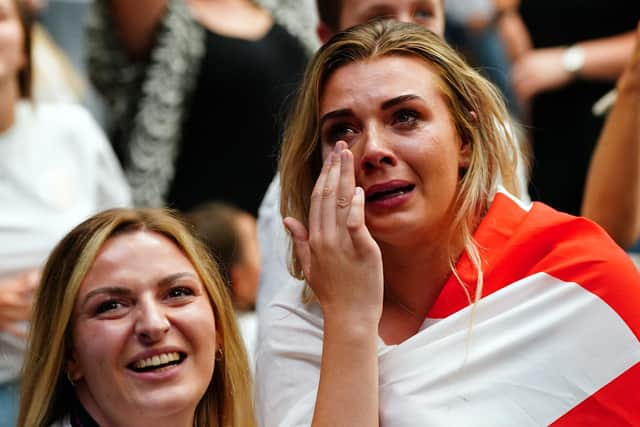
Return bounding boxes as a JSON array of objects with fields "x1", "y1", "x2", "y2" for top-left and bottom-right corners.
[{"x1": 1, "y1": 0, "x2": 640, "y2": 426}]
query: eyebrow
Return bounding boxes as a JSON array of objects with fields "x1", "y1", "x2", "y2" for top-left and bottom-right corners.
[
  {"x1": 320, "y1": 94, "x2": 424, "y2": 127},
  {"x1": 381, "y1": 94, "x2": 424, "y2": 110},
  {"x1": 80, "y1": 272, "x2": 199, "y2": 308}
]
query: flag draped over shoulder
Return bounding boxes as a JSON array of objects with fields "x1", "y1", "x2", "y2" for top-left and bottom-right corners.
[{"x1": 256, "y1": 191, "x2": 640, "y2": 426}]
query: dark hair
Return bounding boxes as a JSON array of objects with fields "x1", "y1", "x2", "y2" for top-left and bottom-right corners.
[
  {"x1": 316, "y1": 0, "x2": 341, "y2": 32},
  {"x1": 14, "y1": 0, "x2": 33, "y2": 99},
  {"x1": 183, "y1": 201, "x2": 248, "y2": 284}
]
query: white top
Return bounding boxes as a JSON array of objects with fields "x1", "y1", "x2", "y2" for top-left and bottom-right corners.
[
  {"x1": 0, "y1": 100, "x2": 131, "y2": 383},
  {"x1": 255, "y1": 272, "x2": 640, "y2": 427},
  {"x1": 236, "y1": 309, "x2": 258, "y2": 374}
]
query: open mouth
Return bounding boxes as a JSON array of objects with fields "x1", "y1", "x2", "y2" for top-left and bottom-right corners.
[
  {"x1": 128, "y1": 352, "x2": 186, "y2": 373},
  {"x1": 367, "y1": 184, "x2": 415, "y2": 202}
]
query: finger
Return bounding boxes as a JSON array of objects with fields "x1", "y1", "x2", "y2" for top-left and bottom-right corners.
[
  {"x1": 283, "y1": 217, "x2": 312, "y2": 281},
  {"x1": 23, "y1": 269, "x2": 41, "y2": 289},
  {"x1": 319, "y1": 143, "x2": 342, "y2": 232},
  {"x1": 336, "y1": 143, "x2": 356, "y2": 228},
  {"x1": 309, "y1": 151, "x2": 333, "y2": 235},
  {"x1": 346, "y1": 186, "x2": 372, "y2": 250}
]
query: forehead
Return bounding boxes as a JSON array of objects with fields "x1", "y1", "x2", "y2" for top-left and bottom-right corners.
[
  {"x1": 0, "y1": 0, "x2": 17, "y2": 14},
  {"x1": 320, "y1": 55, "x2": 445, "y2": 112},
  {"x1": 80, "y1": 230, "x2": 198, "y2": 288},
  {"x1": 340, "y1": 0, "x2": 443, "y2": 17}
]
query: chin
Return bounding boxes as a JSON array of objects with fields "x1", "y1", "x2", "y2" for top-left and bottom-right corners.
[{"x1": 137, "y1": 390, "x2": 202, "y2": 418}]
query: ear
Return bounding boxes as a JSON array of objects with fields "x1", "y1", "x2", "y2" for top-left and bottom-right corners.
[
  {"x1": 458, "y1": 139, "x2": 472, "y2": 170},
  {"x1": 316, "y1": 22, "x2": 334, "y2": 44},
  {"x1": 458, "y1": 111, "x2": 477, "y2": 170},
  {"x1": 66, "y1": 348, "x2": 83, "y2": 383}
]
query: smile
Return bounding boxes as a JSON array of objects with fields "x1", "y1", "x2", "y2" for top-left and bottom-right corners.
[{"x1": 129, "y1": 352, "x2": 186, "y2": 372}]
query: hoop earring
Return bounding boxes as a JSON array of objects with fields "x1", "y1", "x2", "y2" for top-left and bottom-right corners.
[
  {"x1": 216, "y1": 347, "x2": 224, "y2": 361},
  {"x1": 67, "y1": 371, "x2": 77, "y2": 387}
]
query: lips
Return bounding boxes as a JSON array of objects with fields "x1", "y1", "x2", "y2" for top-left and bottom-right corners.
[
  {"x1": 128, "y1": 351, "x2": 186, "y2": 373},
  {"x1": 365, "y1": 180, "x2": 415, "y2": 202}
]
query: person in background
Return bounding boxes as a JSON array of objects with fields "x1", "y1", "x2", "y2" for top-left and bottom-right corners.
[
  {"x1": 183, "y1": 201, "x2": 260, "y2": 370},
  {"x1": 0, "y1": 1, "x2": 130, "y2": 425},
  {"x1": 582, "y1": 21, "x2": 640, "y2": 250},
  {"x1": 498, "y1": 0, "x2": 640, "y2": 216},
  {"x1": 18, "y1": 208, "x2": 255, "y2": 427},
  {"x1": 444, "y1": 0, "x2": 522, "y2": 119},
  {"x1": 88, "y1": 0, "x2": 308, "y2": 214},
  {"x1": 256, "y1": 20, "x2": 640, "y2": 425}
]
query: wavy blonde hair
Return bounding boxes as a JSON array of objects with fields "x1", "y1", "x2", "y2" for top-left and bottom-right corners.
[
  {"x1": 279, "y1": 20, "x2": 520, "y2": 301},
  {"x1": 18, "y1": 208, "x2": 255, "y2": 427}
]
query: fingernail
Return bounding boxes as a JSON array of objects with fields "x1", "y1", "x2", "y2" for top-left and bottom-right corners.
[
  {"x1": 325, "y1": 152, "x2": 334, "y2": 165},
  {"x1": 340, "y1": 149, "x2": 349, "y2": 161}
]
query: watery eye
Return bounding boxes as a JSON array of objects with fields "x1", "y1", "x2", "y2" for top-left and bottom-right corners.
[
  {"x1": 326, "y1": 124, "x2": 357, "y2": 143},
  {"x1": 394, "y1": 109, "x2": 419, "y2": 124}
]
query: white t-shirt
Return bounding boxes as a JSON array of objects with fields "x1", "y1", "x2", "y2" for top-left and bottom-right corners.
[{"x1": 0, "y1": 100, "x2": 131, "y2": 383}]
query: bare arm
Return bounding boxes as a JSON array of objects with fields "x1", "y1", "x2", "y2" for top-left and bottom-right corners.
[
  {"x1": 582, "y1": 22, "x2": 640, "y2": 249},
  {"x1": 106, "y1": 0, "x2": 169, "y2": 57},
  {"x1": 284, "y1": 141, "x2": 382, "y2": 426},
  {"x1": 510, "y1": 28, "x2": 636, "y2": 103}
]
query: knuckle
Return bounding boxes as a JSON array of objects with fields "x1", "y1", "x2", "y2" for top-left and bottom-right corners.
[
  {"x1": 321, "y1": 185, "x2": 334, "y2": 199},
  {"x1": 336, "y1": 196, "x2": 351, "y2": 209}
]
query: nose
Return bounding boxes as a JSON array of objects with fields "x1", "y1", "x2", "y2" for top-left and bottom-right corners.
[
  {"x1": 134, "y1": 298, "x2": 170, "y2": 344},
  {"x1": 357, "y1": 125, "x2": 397, "y2": 174},
  {"x1": 397, "y1": 11, "x2": 412, "y2": 23}
]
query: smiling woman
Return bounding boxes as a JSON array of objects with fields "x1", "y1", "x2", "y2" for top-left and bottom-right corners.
[{"x1": 17, "y1": 209, "x2": 255, "y2": 427}]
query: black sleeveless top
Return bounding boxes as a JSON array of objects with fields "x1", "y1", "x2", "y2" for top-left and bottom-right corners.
[
  {"x1": 520, "y1": 1, "x2": 640, "y2": 215},
  {"x1": 167, "y1": 23, "x2": 308, "y2": 215}
]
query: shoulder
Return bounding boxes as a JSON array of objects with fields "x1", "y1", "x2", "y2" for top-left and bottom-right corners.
[
  {"x1": 510, "y1": 197, "x2": 640, "y2": 336},
  {"x1": 257, "y1": 278, "x2": 323, "y2": 354},
  {"x1": 255, "y1": 279, "x2": 323, "y2": 426}
]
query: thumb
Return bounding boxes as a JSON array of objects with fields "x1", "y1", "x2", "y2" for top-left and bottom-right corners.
[{"x1": 283, "y1": 217, "x2": 312, "y2": 280}]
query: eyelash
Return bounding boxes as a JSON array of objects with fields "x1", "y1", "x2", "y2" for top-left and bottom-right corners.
[
  {"x1": 167, "y1": 286, "x2": 195, "y2": 298},
  {"x1": 414, "y1": 9, "x2": 433, "y2": 20},
  {"x1": 325, "y1": 123, "x2": 358, "y2": 144},
  {"x1": 95, "y1": 299, "x2": 125, "y2": 315},
  {"x1": 92, "y1": 286, "x2": 195, "y2": 316},
  {"x1": 392, "y1": 109, "x2": 421, "y2": 126}
]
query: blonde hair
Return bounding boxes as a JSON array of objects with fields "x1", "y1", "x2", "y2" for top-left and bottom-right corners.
[
  {"x1": 279, "y1": 20, "x2": 520, "y2": 301},
  {"x1": 18, "y1": 208, "x2": 256, "y2": 427}
]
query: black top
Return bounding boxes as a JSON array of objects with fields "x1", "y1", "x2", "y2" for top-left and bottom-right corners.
[
  {"x1": 519, "y1": 1, "x2": 640, "y2": 215},
  {"x1": 167, "y1": 23, "x2": 308, "y2": 215}
]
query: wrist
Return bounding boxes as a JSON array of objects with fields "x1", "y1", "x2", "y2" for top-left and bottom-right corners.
[{"x1": 562, "y1": 45, "x2": 586, "y2": 77}]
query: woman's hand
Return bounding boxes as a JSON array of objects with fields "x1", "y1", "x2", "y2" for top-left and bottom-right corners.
[
  {"x1": 0, "y1": 269, "x2": 40, "y2": 338},
  {"x1": 285, "y1": 141, "x2": 382, "y2": 426},
  {"x1": 284, "y1": 141, "x2": 384, "y2": 325}
]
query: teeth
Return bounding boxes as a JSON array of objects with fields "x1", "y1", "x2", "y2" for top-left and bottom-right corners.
[{"x1": 133, "y1": 352, "x2": 181, "y2": 369}]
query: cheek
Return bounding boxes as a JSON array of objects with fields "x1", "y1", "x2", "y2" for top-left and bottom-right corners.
[
  {"x1": 181, "y1": 302, "x2": 217, "y2": 351},
  {"x1": 73, "y1": 322, "x2": 127, "y2": 374}
]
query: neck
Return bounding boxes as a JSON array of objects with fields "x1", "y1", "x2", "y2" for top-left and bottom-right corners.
[
  {"x1": 0, "y1": 80, "x2": 20, "y2": 133},
  {"x1": 381, "y1": 235, "x2": 464, "y2": 317},
  {"x1": 77, "y1": 389, "x2": 196, "y2": 427}
]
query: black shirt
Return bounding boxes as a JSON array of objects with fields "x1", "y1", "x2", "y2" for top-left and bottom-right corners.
[{"x1": 168, "y1": 23, "x2": 308, "y2": 215}]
